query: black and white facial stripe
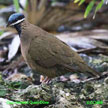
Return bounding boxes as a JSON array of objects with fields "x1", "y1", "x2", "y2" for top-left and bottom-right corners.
[{"x1": 10, "y1": 18, "x2": 25, "y2": 26}]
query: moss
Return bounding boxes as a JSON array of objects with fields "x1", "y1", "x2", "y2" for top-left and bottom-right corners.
[{"x1": 1, "y1": 54, "x2": 108, "y2": 108}]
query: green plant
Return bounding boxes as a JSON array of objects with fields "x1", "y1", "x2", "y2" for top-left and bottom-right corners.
[
  {"x1": 74, "y1": 0, "x2": 104, "y2": 18},
  {"x1": 13, "y1": 0, "x2": 20, "y2": 12}
]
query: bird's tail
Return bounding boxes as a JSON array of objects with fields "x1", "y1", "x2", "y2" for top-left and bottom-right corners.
[{"x1": 85, "y1": 65, "x2": 101, "y2": 78}]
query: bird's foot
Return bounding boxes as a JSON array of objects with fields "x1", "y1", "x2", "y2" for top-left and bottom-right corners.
[{"x1": 40, "y1": 76, "x2": 51, "y2": 84}]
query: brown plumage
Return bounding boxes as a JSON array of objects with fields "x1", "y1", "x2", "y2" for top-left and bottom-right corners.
[
  {"x1": 20, "y1": 20, "x2": 101, "y2": 78},
  {"x1": 7, "y1": 13, "x2": 101, "y2": 81}
]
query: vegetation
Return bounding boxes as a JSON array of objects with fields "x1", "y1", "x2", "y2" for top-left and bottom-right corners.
[
  {"x1": 74, "y1": 0, "x2": 104, "y2": 18},
  {"x1": 13, "y1": 0, "x2": 105, "y2": 18}
]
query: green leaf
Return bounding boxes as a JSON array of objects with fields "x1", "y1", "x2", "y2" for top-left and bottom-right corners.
[
  {"x1": 95, "y1": 0, "x2": 104, "y2": 13},
  {"x1": 74, "y1": 0, "x2": 80, "y2": 3},
  {"x1": 13, "y1": 0, "x2": 20, "y2": 12},
  {"x1": 93, "y1": 0, "x2": 104, "y2": 19},
  {"x1": 84, "y1": 0, "x2": 95, "y2": 18},
  {"x1": 78, "y1": 0, "x2": 85, "y2": 6}
]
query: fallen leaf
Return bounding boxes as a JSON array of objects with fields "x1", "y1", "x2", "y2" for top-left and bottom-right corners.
[{"x1": 8, "y1": 35, "x2": 20, "y2": 61}]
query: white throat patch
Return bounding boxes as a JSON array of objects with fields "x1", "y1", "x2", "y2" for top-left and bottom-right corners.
[{"x1": 11, "y1": 18, "x2": 25, "y2": 26}]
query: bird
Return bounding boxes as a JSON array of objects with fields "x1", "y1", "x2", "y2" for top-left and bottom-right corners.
[{"x1": 7, "y1": 13, "x2": 101, "y2": 83}]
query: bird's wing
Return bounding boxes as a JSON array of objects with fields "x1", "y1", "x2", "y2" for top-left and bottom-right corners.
[
  {"x1": 28, "y1": 34, "x2": 83, "y2": 69},
  {"x1": 28, "y1": 35, "x2": 99, "y2": 76},
  {"x1": 28, "y1": 33, "x2": 101, "y2": 77}
]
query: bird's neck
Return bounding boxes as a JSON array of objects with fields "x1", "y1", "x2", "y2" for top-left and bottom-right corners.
[
  {"x1": 14, "y1": 20, "x2": 28, "y2": 36},
  {"x1": 14, "y1": 24, "x2": 21, "y2": 36}
]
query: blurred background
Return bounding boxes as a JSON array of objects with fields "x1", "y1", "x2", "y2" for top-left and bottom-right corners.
[
  {"x1": 0, "y1": 0, "x2": 108, "y2": 87},
  {"x1": 0, "y1": 0, "x2": 108, "y2": 108}
]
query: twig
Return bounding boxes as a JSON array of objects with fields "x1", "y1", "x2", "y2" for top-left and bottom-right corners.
[
  {"x1": 81, "y1": 71, "x2": 108, "y2": 83},
  {"x1": 77, "y1": 47, "x2": 97, "y2": 53}
]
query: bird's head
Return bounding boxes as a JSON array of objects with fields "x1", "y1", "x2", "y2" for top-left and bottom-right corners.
[
  {"x1": 7, "y1": 13, "x2": 25, "y2": 27},
  {"x1": 7, "y1": 13, "x2": 25, "y2": 35}
]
